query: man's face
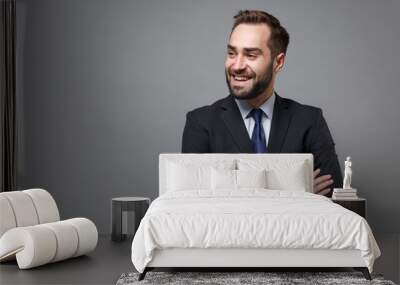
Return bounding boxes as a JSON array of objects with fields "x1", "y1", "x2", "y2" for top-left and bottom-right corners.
[{"x1": 225, "y1": 23, "x2": 274, "y2": 100}]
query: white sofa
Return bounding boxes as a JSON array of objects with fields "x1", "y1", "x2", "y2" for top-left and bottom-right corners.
[{"x1": 0, "y1": 188, "x2": 98, "y2": 269}]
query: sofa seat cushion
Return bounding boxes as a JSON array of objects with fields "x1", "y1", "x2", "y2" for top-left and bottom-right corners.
[{"x1": 0, "y1": 218, "x2": 98, "y2": 269}]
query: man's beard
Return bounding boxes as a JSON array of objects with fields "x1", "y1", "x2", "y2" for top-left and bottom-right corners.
[{"x1": 226, "y1": 62, "x2": 273, "y2": 100}]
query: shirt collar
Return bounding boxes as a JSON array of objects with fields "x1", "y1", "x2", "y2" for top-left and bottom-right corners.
[{"x1": 234, "y1": 92, "x2": 276, "y2": 120}]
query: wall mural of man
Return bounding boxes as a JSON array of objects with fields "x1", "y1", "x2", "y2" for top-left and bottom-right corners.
[{"x1": 181, "y1": 10, "x2": 342, "y2": 196}]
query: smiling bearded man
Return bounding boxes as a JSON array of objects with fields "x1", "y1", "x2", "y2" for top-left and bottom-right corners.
[
  {"x1": 225, "y1": 45, "x2": 274, "y2": 101},
  {"x1": 225, "y1": 23, "x2": 274, "y2": 102},
  {"x1": 181, "y1": 10, "x2": 342, "y2": 196}
]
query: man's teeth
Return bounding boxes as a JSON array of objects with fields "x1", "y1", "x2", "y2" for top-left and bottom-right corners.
[{"x1": 233, "y1": 76, "x2": 251, "y2": 81}]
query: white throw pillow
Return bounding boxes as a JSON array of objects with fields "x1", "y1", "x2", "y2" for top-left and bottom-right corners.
[
  {"x1": 166, "y1": 160, "x2": 235, "y2": 192},
  {"x1": 211, "y1": 168, "x2": 267, "y2": 190},
  {"x1": 211, "y1": 168, "x2": 236, "y2": 190},
  {"x1": 266, "y1": 167, "x2": 307, "y2": 191},
  {"x1": 236, "y1": 169, "x2": 267, "y2": 189},
  {"x1": 237, "y1": 158, "x2": 310, "y2": 191},
  {"x1": 167, "y1": 162, "x2": 210, "y2": 191}
]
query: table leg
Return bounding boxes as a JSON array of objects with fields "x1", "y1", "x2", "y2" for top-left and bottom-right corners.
[{"x1": 112, "y1": 201, "x2": 123, "y2": 241}]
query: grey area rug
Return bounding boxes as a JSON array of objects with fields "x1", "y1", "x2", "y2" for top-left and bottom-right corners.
[{"x1": 116, "y1": 271, "x2": 397, "y2": 285}]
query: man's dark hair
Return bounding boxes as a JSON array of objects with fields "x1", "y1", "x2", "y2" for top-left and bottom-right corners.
[{"x1": 231, "y1": 10, "x2": 290, "y2": 58}]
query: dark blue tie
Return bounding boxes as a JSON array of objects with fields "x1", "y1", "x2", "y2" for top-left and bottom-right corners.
[{"x1": 248, "y1": 108, "x2": 267, "y2": 153}]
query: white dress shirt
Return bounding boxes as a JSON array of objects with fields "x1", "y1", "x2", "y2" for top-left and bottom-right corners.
[{"x1": 234, "y1": 93, "x2": 275, "y2": 148}]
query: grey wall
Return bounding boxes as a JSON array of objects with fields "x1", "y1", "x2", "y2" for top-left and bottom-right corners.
[{"x1": 16, "y1": 0, "x2": 400, "y2": 234}]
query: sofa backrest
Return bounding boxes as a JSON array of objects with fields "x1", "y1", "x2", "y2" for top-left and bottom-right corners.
[
  {"x1": 0, "y1": 189, "x2": 60, "y2": 237},
  {"x1": 159, "y1": 153, "x2": 314, "y2": 195}
]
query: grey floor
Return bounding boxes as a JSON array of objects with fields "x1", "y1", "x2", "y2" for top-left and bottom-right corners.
[{"x1": 0, "y1": 234, "x2": 399, "y2": 285}]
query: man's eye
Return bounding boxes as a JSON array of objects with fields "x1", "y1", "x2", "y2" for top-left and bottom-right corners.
[
  {"x1": 247, "y1": 54, "x2": 257, "y2": 59},
  {"x1": 227, "y1": 51, "x2": 235, "y2": 57}
]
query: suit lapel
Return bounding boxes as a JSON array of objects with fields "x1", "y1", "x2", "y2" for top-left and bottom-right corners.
[
  {"x1": 220, "y1": 95, "x2": 253, "y2": 153},
  {"x1": 267, "y1": 93, "x2": 292, "y2": 153}
]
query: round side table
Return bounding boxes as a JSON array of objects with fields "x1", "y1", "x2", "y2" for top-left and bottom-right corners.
[{"x1": 111, "y1": 197, "x2": 150, "y2": 242}]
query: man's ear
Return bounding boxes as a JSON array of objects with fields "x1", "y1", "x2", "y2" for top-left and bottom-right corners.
[{"x1": 274, "y1": 53, "x2": 286, "y2": 73}]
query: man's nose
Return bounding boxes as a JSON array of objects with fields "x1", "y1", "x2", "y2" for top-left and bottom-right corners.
[{"x1": 232, "y1": 55, "x2": 246, "y2": 71}]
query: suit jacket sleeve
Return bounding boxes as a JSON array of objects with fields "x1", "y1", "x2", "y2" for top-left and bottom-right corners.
[
  {"x1": 181, "y1": 111, "x2": 210, "y2": 153},
  {"x1": 307, "y1": 108, "x2": 343, "y2": 190}
]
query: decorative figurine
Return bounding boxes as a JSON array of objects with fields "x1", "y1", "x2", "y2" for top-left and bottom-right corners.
[{"x1": 343, "y1": 156, "x2": 352, "y2": 189}]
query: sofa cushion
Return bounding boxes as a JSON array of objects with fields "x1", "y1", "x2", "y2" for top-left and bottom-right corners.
[
  {"x1": 23, "y1": 189, "x2": 60, "y2": 224},
  {"x1": 0, "y1": 191, "x2": 39, "y2": 227}
]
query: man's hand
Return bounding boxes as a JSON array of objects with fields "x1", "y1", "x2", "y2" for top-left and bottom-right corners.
[{"x1": 313, "y1": 168, "x2": 333, "y2": 196}]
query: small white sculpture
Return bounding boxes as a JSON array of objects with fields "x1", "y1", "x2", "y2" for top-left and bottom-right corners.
[{"x1": 343, "y1": 156, "x2": 352, "y2": 189}]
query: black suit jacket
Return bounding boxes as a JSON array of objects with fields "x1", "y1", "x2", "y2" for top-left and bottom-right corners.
[{"x1": 181, "y1": 93, "x2": 343, "y2": 191}]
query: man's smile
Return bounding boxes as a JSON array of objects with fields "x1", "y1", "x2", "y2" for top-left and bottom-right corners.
[{"x1": 230, "y1": 74, "x2": 253, "y2": 87}]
